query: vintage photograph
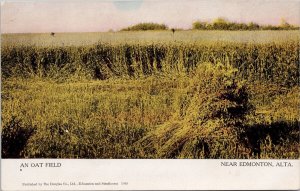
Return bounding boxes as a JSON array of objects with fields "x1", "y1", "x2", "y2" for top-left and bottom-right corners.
[{"x1": 1, "y1": 0, "x2": 299, "y2": 160}]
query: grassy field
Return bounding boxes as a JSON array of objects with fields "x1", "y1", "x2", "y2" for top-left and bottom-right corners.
[
  {"x1": 2, "y1": 30, "x2": 300, "y2": 46},
  {"x1": 1, "y1": 31, "x2": 299, "y2": 158}
]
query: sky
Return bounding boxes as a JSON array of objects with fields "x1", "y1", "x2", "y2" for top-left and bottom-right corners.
[{"x1": 1, "y1": 0, "x2": 300, "y2": 33}]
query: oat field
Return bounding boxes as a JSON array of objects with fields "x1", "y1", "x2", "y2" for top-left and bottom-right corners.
[{"x1": 1, "y1": 30, "x2": 299, "y2": 158}]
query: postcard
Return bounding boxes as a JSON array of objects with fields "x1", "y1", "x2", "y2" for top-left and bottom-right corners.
[{"x1": 1, "y1": 0, "x2": 299, "y2": 190}]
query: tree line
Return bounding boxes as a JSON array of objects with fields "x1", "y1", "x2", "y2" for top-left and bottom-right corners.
[
  {"x1": 119, "y1": 18, "x2": 299, "y2": 31},
  {"x1": 121, "y1": 23, "x2": 168, "y2": 31},
  {"x1": 192, "y1": 18, "x2": 299, "y2": 30}
]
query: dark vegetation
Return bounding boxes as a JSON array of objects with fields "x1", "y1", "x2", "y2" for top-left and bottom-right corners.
[
  {"x1": 118, "y1": 19, "x2": 299, "y2": 31},
  {"x1": 192, "y1": 18, "x2": 299, "y2": 30},
  {"x1": 1, "y1": 117, "x2": 36, "y2": 158},
  {"x1": 2, "y1": 41, "x2": 299, "y2": 86},
  {"x1": 121, "y1": 22, "x2": 168, "y2": 31}
]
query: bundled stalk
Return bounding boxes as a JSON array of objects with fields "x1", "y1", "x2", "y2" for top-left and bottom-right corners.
[{"x1": 138, "y1": 63, "x2": 253, "y2": 158}]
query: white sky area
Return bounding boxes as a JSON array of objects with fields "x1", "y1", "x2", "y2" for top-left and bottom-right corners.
[{"x1": 1, "y1": 0, "x2": 300, "y2": 33}]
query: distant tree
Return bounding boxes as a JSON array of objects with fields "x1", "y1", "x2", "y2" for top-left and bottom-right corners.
[
  {"x1": 50, "y1": 32, "x2": 55, "y2": 37},
  {"x1": 236, "y1": 23, "x2": 249, "y2": 30},
  {"x1": 248, "y1": 22, "x2": 260, "y2": 30},
  {"x1": 261, "y1": 25, "x2": 280, "y2": 30},
  {"x1": 121, "y1": 23, "x2": 168, "y2": 31},
  {"x1": 192, "y1": 21, "x2": 208, "y2": 30},
  {"x1": 212, "y1": 17, "x2": 229, "y2": 30},
  {"x1": 280, "y1": 18, "x2": 291, "y2": 29},
  {"x1": 192, "y1": 18, "x2": 299, "y2": 31}
]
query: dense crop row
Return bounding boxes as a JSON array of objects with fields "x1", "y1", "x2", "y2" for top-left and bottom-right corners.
[{"x1": 2, "y1": 41, "x2": 299, "y2": 86}]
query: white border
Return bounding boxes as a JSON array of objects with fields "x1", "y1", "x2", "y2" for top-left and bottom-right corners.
[{"x1": 1, "y1": 159, "x2": 299, "y2": 190}]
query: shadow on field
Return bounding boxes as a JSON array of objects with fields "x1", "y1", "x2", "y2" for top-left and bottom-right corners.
[
  {"x1": 240, "y1": 120, "x2": 299, "y2": 157},
  {"x1": 1, "y1": 117, "x2": 36, "y2": 158},
  {"x1": 1, "y1": 118, "x2": 299, "y2": 158}
]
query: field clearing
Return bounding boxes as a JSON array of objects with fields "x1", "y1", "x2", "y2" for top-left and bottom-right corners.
[
  {"x1": 1, "y1": 30, "x2": 299, "y2": 159},
  {"x1": 2, "y1": 30, "x2": 300, "y2": 47}
]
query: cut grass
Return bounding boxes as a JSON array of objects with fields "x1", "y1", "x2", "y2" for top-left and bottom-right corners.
[{"x1": 2, "y1": 72, "x2": 299, "y2": 158}]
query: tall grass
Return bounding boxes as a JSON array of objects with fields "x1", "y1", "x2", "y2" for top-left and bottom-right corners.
[
  {"x1": 2, "y1": 73, "x2": 298, "y2": 158},
  {"x1": 2, "y1": 40, "x2": 299, "y2": 86},
  {"x1": 1, "y1": 31, "x2": 299, "y2": 159}
]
